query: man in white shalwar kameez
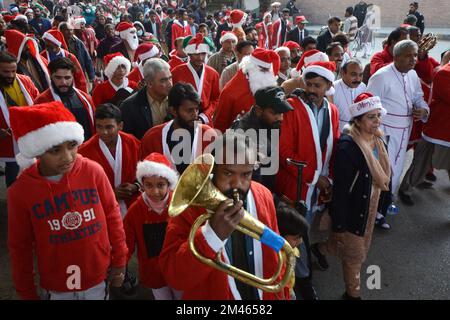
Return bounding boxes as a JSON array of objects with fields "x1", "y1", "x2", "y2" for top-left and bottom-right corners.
[{"x1": 367, "y1": 40, "x2": 429, "y2": 194}]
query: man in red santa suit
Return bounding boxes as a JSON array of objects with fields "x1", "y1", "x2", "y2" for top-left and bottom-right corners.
[
  {"x1": 271, "y1": 8, "x2": 291, "y2": 50},
  {"x1": 0, "y1": 51, "x2": 39, "y2": 187},
  {"x1": 229, "y1": 9, "x2": 247, "y2": 43},
  {"x1": 171, "y1": 8, "x2": 191, "y2": 51},
  {"x1": 128, "y1": 42, "x2": 160, "y2": 85},
  {"x1": 139, "y1": 82, "x2": 216, "y2": 174},
  {"x1": 79, "y1": 103, "x2": 141, "y2": 217},
  {"x1": 171, "y1": 34, "x2": 220, "y2": 125},
  {"x1": 159, "y1": 131, "x2": 291, "y2": 300},
  {"x1": 214, "y1": 48, "x2": 280, "y2": 133},
  {"x1": 260, "y1": 12, "x2": 273, "y2": 49},
  {"x1": 111, "y1": 22, "x2": 140, "y2": 62},
  {"x1": 92, "y1": 52, "x2": 138, "y2": 107},
  {"x1": 40, "y1": 29, "x2": 88, "y2": 93},
  {"x1": 4, "y1": 29, "x2": 51, "y2": 93},
  {"x1": 168, "y1": 36, "x2": 189, "y2": 71}
]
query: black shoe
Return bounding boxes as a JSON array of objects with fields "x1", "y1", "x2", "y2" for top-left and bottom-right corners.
[
  {"x1": 417, "y1": 181, "x2": 434, "y2": 189},
  {"x1": 425, "y1": 172, "x2": 437, "y2": 182},
  {"x1": 294, "y1": 278, "x2": 319, "y2": 300},
  {"x1": 398, "y1": 190, "x2": 414, "y2": 206},
  {"x1": 342, "y1": 292, "x2": 362, "y2": 300},
  {"x1": 311, "y1": 243, "x2": 329, "y2": 271}
]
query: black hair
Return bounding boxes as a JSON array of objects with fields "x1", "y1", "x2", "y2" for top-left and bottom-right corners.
[
  {"x1": 244, "y1": 26, "x2": 256, "y2": 34},
  {"x1": 149, "y1": 9, "x2": 157, "y2": 15},
  {"x1": 282, "y1": 8, "x2": 290, "y2": 14},
  {"x1": 168, "y1": 82, "x2": 201, "y2": 110},
  {"x1": 342, "y1": 58, "x2": 363, "y2": 72},
  {"x1": 328, "y1": 16, "x2": 341, "y2": 25},
  {"x1": 53, "y1": 15, "x2": 65, "y2": 23},
  {"x1": 301, "y1": 36, "x2": 317, "y2": 49},
  {"x1": 387, "y1": 27, "x2": 409, "y2": 47},
  {"x1": 276, "y1": 202, "x2": 309, "y2": 237},
  {"x1": 326, "y1": 42, "x2": 343, "y2": 56},
  {"x1": 333, "y1": 33, "x2": 350, "y2": 47},
  {"x1": 0, "y1": 51, "x2": 18, "y2": 64},
  {"x1": 236, "y1": 40, "x2": 254, "y2": 53},
  {"x1": 441, "y1": 49, "x2": 450, "y2": 61},
  {"x1": 346, "y1": 6, "x2": 354, "y2": 15},
  {"x1": 95, "y1": 103, "x2": 122, "y2": 122},
  {"x1": 410, "y1": 2, "x2": 418, "y2": 9},
  {"x1": 48, "y1": 57, "x2": 75, "y2": 75}
]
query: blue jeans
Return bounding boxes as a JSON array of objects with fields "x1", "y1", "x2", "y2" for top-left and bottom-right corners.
[{"x1": 5, "y1": 161, "x2": 19, "y2": 188}]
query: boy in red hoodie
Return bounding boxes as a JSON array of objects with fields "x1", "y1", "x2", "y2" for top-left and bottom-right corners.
[
  {"x1": 7, "y1": 101, "x2": 128, "y2": 300},
  {"x1": 123, "y1": 152, "x2": 181, "y2": 300}
]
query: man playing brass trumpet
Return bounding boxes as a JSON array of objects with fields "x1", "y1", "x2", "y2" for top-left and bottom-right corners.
[{"x1": 159, "y1": 132, "x2": 291, "y2": 300}]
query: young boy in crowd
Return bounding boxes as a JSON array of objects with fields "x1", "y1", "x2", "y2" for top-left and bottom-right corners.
[
  {"x1": 123, "y1": 152, "x2": 182, "y2": 300},
  {"x1": 7, "y1": 101, "x2": 128, "y2": 300}
]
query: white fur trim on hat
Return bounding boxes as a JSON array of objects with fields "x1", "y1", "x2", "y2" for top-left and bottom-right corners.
[
  {"x1": 249, "y1": 55, "x2": 272, "y2": 69},
  {"x1": 73, "y1": 17, "x2": 86, "y2": 29},
  {"x1": 275, "y1": 46, "x2": 290, "y2": 56},
  {"x1": 119, "y1": 27, "x2": 137, "y2": 39},
  {"x1": 349, "y1": 96, "x2": 387, "y2": 119},
  {"x1": 104, "y1": 56, "x2": 131, "y2": 79},
  {"x1": 220, "y1": 32, "x2": 238, "y2": 44},
  {"x1": 42, "y1": 32, "x2": 62, "y2": 47},
  {"x1": 302, "y1": 65, "x2": 335, "y2": 83},
  {"x1": 184, "y1": 43, "x2": 210, "y2": 55},
  {"x1": 136, "y1": 161, "x2": 179, "y2": 189},
  {"x1": 138, "y1": 45, "x2": 160, "y2": 62},
  {"x1": 16, "y1": 121, "x2": 84, "y2": 168}
]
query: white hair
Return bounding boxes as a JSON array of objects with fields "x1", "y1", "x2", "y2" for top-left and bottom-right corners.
[
  {"x1": 393, "y1": 39, "x2": 418, "y2": 57},
  {"x1": 143, "y1": 58, "x2": 171, "y2": 81},
  {"x1": 275, "y1": 46, "x2": 290, "y2": 57}
]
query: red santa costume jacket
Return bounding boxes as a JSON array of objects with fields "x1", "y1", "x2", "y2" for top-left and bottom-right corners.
[
  {"x1": 78, "y1": 131, "x2": 141, "y2": 211},
  {"x1": 123, "y1": 193, "x2": 172, "y2": 289},
  {"x1": 91, "y1": 78, "x2": 138, "y2": 107},
  {"x1": 40, "y1": 49, "x2": 88, "y2": 93},
  {"x1": 171, "y1": 20, "x2": 192, "y2": 49},
  {"x1": 422, "y1": 63, "x2": 450, "y2": 147},
  {"x1": 172, "y1": 63, "x2": 220, "y2": 124},
  {"x1": 34, "y1": 87, "x2": 96, "y2": 135},
  {"x1": 168, "y1": 50, "x2": 188, "y2": 71},
  {"x1": 214, "y1": 70, "x2": 255, "y2": 133},
  {"x1": 0, "y1": 74, "x2": 39, "y2": 162},
  {"x1": 370, "y1": 46, "x2": 393, "y2": 76},
  {"x1": 259, "y1": 23, "x2": 272, "y2": 49},
  {"x1": 7, "y1": 155, "x2": 128, "y2": 299},
  {"x1": 276, "y1": 97, "x2": 340, "y2": 208},
  {"x1": 159, "y1": 182, "x2": 290, "y2": 300},
  {"x1": 139, "y1": 120, "x2": 217, "y2": 166},
  {"x1": 271, "y1": 18, "x2": 289, "y2": 49},
  {"x1": 127, "y1": 64, "x2": 144, "y2": 84}
]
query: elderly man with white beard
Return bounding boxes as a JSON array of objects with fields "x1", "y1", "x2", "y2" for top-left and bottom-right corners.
[
  {"x1": 213, "y1": 48, "x2": 280, "y2": 133},
  {"x1": 110, "y1": 22, "x2": 140, "y2": 63}
]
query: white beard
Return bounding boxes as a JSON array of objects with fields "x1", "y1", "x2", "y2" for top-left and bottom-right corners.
[
  {"x1": 241, "y1": 57, "x2": 277, "y2": 94},
  {"x1": 125, "y1": 34, "x2": 139, "y2": 50}
]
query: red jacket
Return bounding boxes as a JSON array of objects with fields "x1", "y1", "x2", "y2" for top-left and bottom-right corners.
[
  {"x1": 0, "y1": 74, "x2": 39, "y2": 160},
  {"x1": 276, "y1": 97, "x2": 340, "y2": 208},
  {"x1": 123, "y1": 193, "x2": 171, "y2": 288},
  {"x1": 168, "y1": 50, "x2": 188, "y2": 71},
  {"x1": 370, "y1": 46, "x2": 393, "y2": 76},
  {"x1": 172, "y1": 63, "x2": 220, "y2": 124},
  {"x1": 415, "y1": 55, "x2": 440, "y2": 85},
  {"x1": 159, "y1": 182, "x2": 290, "y2": 300},
  {"x1": 214, "y1": 70, "x2": 255, "y2": 133},
  {"x1": 91, "y1": 79, "x2": 138, "y2": 107},
  {"x1": 7, "y1": 155, "x2": 128, "y2": 299},
  {"x1": 127, "y1": 65, "x2": 143, "y2": 84},
  {"x1": 171, "y1": 20, "x2": 191, "y2": 49}
]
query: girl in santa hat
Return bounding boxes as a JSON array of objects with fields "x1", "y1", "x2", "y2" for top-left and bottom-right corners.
[{"x1": 123, "y1": 152, "x2": 182, "y2": 300}]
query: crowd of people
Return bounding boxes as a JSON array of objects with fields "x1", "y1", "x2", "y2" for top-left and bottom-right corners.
[{"x1": 0, "y1": 0, "x2": 448, "y2": 301}]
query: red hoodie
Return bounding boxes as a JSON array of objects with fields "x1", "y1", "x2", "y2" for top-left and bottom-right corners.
[{"x1": 7, "y1": 155, "x2": 128, "y2": 299}]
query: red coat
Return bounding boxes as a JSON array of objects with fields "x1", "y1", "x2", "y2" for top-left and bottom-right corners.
[
  {"x1": 78, "y1": 131, "x2": 141, "y2": 208},
  {"x1": 91, "y1": 79, "x2": 138, "y2": 107},
  {"x1": 423, "y1": 63, "x2": 450, "y2": 146},
  {"x1": 7, "y1": 155, "x2": 127, "y2": 299},
  {"x1": 171, "y1": 20, "x2": 191, "y2": 49},
  {"x1": 159, "y1": 182, "x2": 291, "y2": 300},
  {"x1": 370, "y1": 46, "x2": 393, "y2": 76},
  {"x1": 35, "y1": 87, "x2": 96, "y2": 135},
  {"x1": 172, "y1": 63, "x2": 220, "y2": 124},
  {"x1": 168, "y1": 50, "x2": 188, "y2": 71},
  {"x1": 127, "y1": 65, "x2": 143, "y2": 84},
  {"x1": 276, "y1": 97, "x2": 340, "y2": 208},
  {"x1": 259, "y1": 23, "x2": 272, "y2": 49},
  {"x1": 40, "y1": 49, "x2": 88, "y2": 93},
  {"x1": 139, "y1": 120, "x2": 217, "y2": 167},
  {"x1": 214, "y1": 70, "x2": 255, "y2": 133},
  {"x1": 271, "y1": 19, "x2": 289, "y2": 49},
  {"x1": 123, "y1": 193, "x2": 171, "y2": 288},
  {"x1": 0, "y1": 74, "x2": 39, "y2": 161}
]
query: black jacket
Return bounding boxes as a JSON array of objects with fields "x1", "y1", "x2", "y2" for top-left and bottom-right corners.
[
  {"x1": 316, "y1": 29, "x2": 333, "y2": 53},
  {"x1": 286, "y1": 27, "x2": 309, "y2": 46},
  {"x1": 330, "y1": 134, "x2": 377, "y2": 236},
  {"x1": 119, "y1": 86, "x2": 157, "y2": 140}
]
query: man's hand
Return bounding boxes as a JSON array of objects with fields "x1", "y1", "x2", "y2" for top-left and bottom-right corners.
[
  {"x1": 317, "y1": 176, "x2": 332, "y2": 203},
  {"x1": 109, "y1": 266, "x2": 126, "y2": 288},
  {"x1": 209, "y1": 199, "x2": 245, "y2": 241},
  {"x1": 413, "y1": 108, "x2": 428, "y2": 121},
  {"x1": 115, "y1": 183, "x2": 139, "y2": 200},
  {"x1": 0, "y1": 128, "x2": 11, "y2": 139}
]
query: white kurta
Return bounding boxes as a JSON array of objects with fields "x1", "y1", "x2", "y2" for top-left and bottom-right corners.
[
  {"x1": 333, "y1": 79, "x2": 367, "y2": 132},
  {"x1": 367, "y1": 63, "x2": 429, "y2": 193}
]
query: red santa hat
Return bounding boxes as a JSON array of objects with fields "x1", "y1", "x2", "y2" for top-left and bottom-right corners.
[
  {"x1": 42, "y1": 29, "x2": 68, "y2": 50},
  {"x1": 349, "y1": 92, "x2": 387, "y2": 119},
  {"x1": 230, "y1": 9, "x2": 247, "y2": 28},
  {"x1": 115, "y1": 21, "x2": 136, "y2": 39},
  {"x1": 302, "y1": 61, "x2": 336, "y2": 83},
  {"x1": 3, "y1": 15, "x2": 16, "y2": 23},
  {"x1": 291, "y1": 49, "x2": 329, "y2": 78},
  {"x1": 183, "y1": 33, "x2": 211, "y2": 55},
  {"x1": 263, "y1": 12, "x2": 272, "y2": 21},
  {"x1": 136, "y1": 153, "x2": 179, "y2": 189},
  {"x1": 72, "y1": 16, "x2": 86, "y2": 29},
  {"x1": 295, "y1": 15, "x2": 309, "y2": 24},
  {"x1": 134, "y1": 42, "x2": 160, "y2": 63},
  {"x1": 220, "y1": 31, "x2": 238, "y2": 45},
  {"x1": 283, "y1": 41, "x2": 301, "y2": 51},
  {"x1": 13, "y1": 14, "x2": 28, "y2": 23},
  {"x1": 249, "y1": 48, "x2": 281, "y2": 76},
  {"x1": 271, "y1": 1, "x2": 281, "y2": 7},
  {"x1": 9, "y1": 101, "x2": 84, "y2": 169},
  {"x1": 255, "y1": 22, "x2": 263, "y2": 30},
  {"x1": 103, "y1": 52, "x2": 131, "y2": 79}
]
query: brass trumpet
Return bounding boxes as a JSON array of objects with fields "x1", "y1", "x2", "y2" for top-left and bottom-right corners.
[
  {"x1": 418, "y1": 33, "x2": 437, "y2": 52},
  {"x1": 169, "y1": 154, "x2": 296, "y2": 293}
]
